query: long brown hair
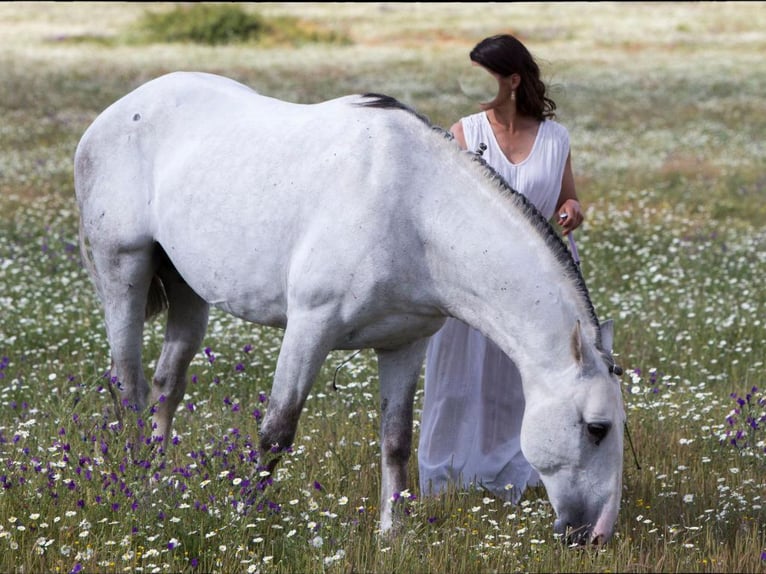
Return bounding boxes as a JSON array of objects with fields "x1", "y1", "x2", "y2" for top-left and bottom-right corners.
[{"x1": 469, "y1": 34, "x2": 556, "y2": 121}]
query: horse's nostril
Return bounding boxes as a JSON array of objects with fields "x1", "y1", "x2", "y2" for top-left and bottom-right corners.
[{"x1": 591, "y1": 533, "x2": 605, "y2": 547}]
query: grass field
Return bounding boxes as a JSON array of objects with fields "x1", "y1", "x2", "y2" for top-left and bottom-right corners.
[{"x1": 1, "y1": 2, "x2": 765, "y2": 572}]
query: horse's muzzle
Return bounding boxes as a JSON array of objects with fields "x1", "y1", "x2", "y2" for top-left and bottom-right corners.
[{"x1": 554, "y1": 518, "x2": 608, "y2": 547}]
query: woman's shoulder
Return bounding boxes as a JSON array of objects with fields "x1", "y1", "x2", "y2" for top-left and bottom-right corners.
[
  {"x1": 542, "y1": 118, "x2": 569, "y2": 137},
  {"x1": 541, "y1": 119, "x2": 570, "y2": 146},
  {"x1": 460, "y1": 111, "x2": 486, "y2": 128}
]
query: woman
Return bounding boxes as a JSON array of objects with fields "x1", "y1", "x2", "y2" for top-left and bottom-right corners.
[{"x1": 418, "y1": 34, "x2": 584, "y2": 503}]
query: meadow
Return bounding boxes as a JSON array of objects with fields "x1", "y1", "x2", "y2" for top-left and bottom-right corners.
[{"x1": 1, "y1": 2, "x2": 765, "y2": 572}]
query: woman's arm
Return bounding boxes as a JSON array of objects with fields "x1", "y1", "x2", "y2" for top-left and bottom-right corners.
[{"x1": 555, "y1": 152, "x2": 583, "y2": 236}]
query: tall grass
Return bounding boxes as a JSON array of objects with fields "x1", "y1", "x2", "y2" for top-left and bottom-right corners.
[{"x1": 1, "y1": 2, "x2": 765, "y2": 572}]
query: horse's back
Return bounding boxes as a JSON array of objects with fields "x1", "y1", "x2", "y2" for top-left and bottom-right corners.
[{"x1": 75, "y1": 72, "x2": 449, "y2": 333}]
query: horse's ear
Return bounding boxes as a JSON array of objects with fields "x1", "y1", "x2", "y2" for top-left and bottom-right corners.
[
  {"x1": 600, "y1": 320, "x2": 614, "y2": 353},
  {"x1": 571, "y1": 320, "x2": 584, "y2": 366}
]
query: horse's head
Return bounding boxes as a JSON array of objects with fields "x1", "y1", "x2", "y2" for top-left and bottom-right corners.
[{"x1": 520, "y1": 319, "x2": 625, "y2": 545}]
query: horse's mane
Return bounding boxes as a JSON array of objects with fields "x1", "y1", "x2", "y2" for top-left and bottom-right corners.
[{"x1": 357, "y1": 93, "x2": 605, "y2": 351}]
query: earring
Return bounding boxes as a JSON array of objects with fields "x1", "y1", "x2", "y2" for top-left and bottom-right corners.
[{"x1": 511, "y1": 89, "x2": 516, "y2": 101}]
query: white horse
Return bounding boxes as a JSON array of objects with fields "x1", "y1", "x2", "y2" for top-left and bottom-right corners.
[{"x1": 74, "y1": 72, "x2": 625, "y2": 544}]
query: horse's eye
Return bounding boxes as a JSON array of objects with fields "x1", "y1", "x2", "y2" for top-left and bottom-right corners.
[{"x1": 587, "y1": 422, "x2": 611, "y2": 445}]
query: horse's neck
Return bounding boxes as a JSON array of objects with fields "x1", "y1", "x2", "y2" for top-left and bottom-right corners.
[{"x1": 422, "y1": 167, "x2": 589, "y2": 376}]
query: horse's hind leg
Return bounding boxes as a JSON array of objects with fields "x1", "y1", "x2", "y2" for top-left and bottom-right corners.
[
  {"x1": 150, "y1": 262, "x2": 209, "y2": 441},
  {"x1": 89, "y1": 244, "x2": 157, "y2": 414}
]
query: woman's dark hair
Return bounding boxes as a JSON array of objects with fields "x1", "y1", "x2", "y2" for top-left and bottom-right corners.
[{"x1": 470, "y1": 34, "x2": 556, "y2": 120}]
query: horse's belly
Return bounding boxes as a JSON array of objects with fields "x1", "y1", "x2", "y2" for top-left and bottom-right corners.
[
  {"x1": 335, "y1": 313, "x2": 445, "y2": 350},
  {"x1": 159, "y1": 230, "x2": 289, "y2": 328}
]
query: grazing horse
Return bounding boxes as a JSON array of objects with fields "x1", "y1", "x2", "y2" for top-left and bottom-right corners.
[{"x1": 74, "y1": 72, "x2": 625, "y2": 544}]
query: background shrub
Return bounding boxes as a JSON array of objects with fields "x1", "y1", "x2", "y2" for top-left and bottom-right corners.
[{"x1": 131, "y1": 3, "x2": 349, "y2": 46}]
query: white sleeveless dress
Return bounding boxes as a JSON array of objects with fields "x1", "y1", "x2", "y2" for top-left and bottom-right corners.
[{"x1": 418, "y1": 112, "x2": 571, "y2": 503}]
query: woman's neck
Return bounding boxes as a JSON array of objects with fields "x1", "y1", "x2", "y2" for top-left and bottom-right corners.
[{"x1": 485, "y1": 106, "x2": 538, "y2": 133}]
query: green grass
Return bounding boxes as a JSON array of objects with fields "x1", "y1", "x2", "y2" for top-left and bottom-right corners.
[{"x1": 1, "y1": 2, "x2": 766, "y2": 572}]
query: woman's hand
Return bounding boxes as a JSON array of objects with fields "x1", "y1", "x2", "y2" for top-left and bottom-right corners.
[{"x1": 556, "y1": 198, "x2": 583, "y2": 236}]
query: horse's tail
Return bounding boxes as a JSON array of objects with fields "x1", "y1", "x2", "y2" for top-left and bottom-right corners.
[
  {"x1": 78, "y1": 215, "x2": 168, "y2": 321},
  {"x1": 145, "y1": 266, "x2": 169, "y2": 322}
]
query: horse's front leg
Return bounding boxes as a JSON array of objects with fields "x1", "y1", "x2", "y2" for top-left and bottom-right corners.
[
  {"x1": 258, "y1": 313, "x2": 335, "y2": 477},
  {"x1": 376, "y1": 339, "x2": 428, "y2": 534}
]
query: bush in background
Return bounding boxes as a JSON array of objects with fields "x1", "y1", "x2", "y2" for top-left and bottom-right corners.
[{"x1": 131, "y1": 3, "x2": 350, "y2": 46}]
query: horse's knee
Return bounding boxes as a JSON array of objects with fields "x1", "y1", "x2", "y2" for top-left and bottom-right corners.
[
  {"x1": 259, "y1": 409, "x2": 300, "y2": 457},
  {"x1": 381, "y1": 430, "x2": 412, "y2": 466},
  {"x1": 151, "y1": 374, "x2": 186, "y2": 404}
]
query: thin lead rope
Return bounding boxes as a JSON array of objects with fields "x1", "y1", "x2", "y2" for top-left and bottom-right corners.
[
  {"x1": 332, "y1": 349, "x2": 362, "y2": 391},
  {"x1": 568, "y1": 229, "x2": 640, "y2": 471},
  {"x1": 624, "y1": 421, "x2": 641, "y2": 470},
  {"x1": 568, "y1": 232, "x2": 581, "y2": 267}
]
